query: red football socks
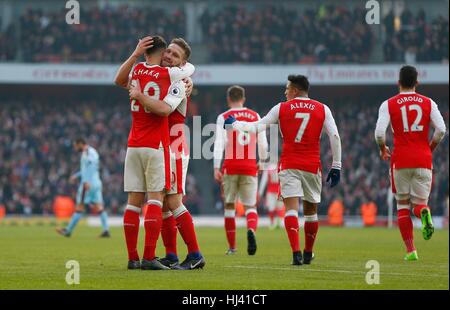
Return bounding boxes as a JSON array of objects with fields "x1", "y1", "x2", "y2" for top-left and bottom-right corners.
[
  {"x1": 174, "y1": 207, "x2": 200, "y2": 254},
  {"x1": 143, "y1": 201, "x2": 163, "y2": 260},
  {"x1": 246, "y1": 209, "x2": 258, "y2": 232},
  {"x1": 284, "y1": 214, "x2": 300, "y2": 252},
  {"x1": 161, "y1": 213, "x2": 178, "y2": 256},
  {"x1": 304, "y1": 218, "x2": 319, "y2": 253},
  {"x1": 397, "y1": 208, "x2": 416, "y2": 253},
  {"x1": 224, "y1": 210, "x2": 236, "y2": 249},
  {"x1": 123, "y1": 205, "x2": 141, "y2": 261},
  {"x1": 413, "y1": 204, "x2": 429, "y2": 219}
]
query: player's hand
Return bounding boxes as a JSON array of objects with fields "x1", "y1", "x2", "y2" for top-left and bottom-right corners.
[
  {"x1": 380, "y1": 146, "x2": 391, "y2": 161},
  {"x1": 214, "y1": 168, "x2": 223, "y2": 183},
  {"x1": 132, "y1": 36, "x2": 154, "y2": 58},
  {"x1": 326, "y1": 168, "x2": 340, "y2": 188},
  {"x1": 183, "y1": 77, "x2": 193, "y2": 97},
  {"x1": 69, "y1": 175, "x2": 77, "y2": 184},
  {"x1": 83, "y1": 182, "x2": 90, "y2": 191},
  {"x1": 129, "y1": 80, "x2": 142, "y2": 100},
  {"x1": 224, "y1": 115, "x2": 236, "y2": 130}
]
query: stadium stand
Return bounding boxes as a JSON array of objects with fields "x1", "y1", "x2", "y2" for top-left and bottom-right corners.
[{"x1": 0, "y1": 3, "x2": 447, "y2": 63}]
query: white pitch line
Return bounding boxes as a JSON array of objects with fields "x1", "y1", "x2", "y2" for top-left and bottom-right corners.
[{"x1": 224, "y1": 265, "x2": 449, "y2": 278}]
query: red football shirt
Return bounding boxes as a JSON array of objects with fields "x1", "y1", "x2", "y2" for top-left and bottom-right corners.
[
  {"x1": 278, "y1": 98, "x2": 326, "y2": 173},
  {"x1": 127, "y1": 63, "x2": 172, "y2": 149},
  {"x1": 387, "y1": 92, "x2": 433, "y2": 169},
  {"x1": 221, "y1": 108, "x2": 260, "y2": 176}
]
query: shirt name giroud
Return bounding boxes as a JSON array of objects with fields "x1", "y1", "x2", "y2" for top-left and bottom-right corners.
[{"x1": 396, "y1": 96, "x2": 424, "y2": 105}]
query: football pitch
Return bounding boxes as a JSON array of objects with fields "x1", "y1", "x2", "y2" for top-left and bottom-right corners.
[{"x1": 0, "y1": 225, "x2": 448, "y2": 290}]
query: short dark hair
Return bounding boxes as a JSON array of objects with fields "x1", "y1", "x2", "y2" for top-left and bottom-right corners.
[
  {"x1": 171, "y1": 38, "x2": 192, "y2": 60},
  {"x1": 399, "y1": 65, "x2": 418, "y2": 88},
  {"x1": 227, "y1": 85, "x2": 245, "y2": 102},
  {"x1": 74, "y1": 138, "x2": 86, "y2": 145},
  {"x1": 288, "y1": 75, "x2": 310, "y2": 92},
  {"x1": 145, "y1": 35, "x2": 167, "y2": 56}
]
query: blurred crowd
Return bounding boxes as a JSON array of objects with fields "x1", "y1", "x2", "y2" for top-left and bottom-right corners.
[
  {"x1": 17, "y1": 5, "x2": 185, "y2": 63},
  {"x1": 0, "y1": 99, "x2": 202, "y2": 215},
  {"x1": 0, "y1": 4, "x2": 448, "y2": 64},
  {"x1": 384, "y1": 8, "x2": 449, "y2": 63},
  {"x1": 0, "y1": 93, "x2": 448, "y2": 216},
  {"x1": 201, "y1": 4, "x2": 374, "y2": 64}
]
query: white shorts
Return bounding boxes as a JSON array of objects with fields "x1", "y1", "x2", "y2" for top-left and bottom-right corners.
[
  {"x1": 223, "y1": 174, "x2": 257, "y2": 206},
  {"x1": 266, "y1": 192, "x2": 283, "y2": 211},
  {"x1": 124, "y1": 147, "x2": 168, "y2": 193},
  {"x1": 279, "y1": 169, "x2": 322, "y2": 203},
  {"x1": 168, "y1": 152, "x2": 189, "y2": 195},
  {"x1": 392, "y1": 168, "x2": 432, "y2": 204}
]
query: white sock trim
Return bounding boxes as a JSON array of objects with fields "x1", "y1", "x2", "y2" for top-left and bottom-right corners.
[
  {"x1": 285, "y1": 209, "x2": 298, "y2": 217},
  {"x1": 173, "y1": 205, "x2": 188, "y2": 218},
  {"x1": 304, "y1": 214, "x2": 318, "y2": 222},
  {"x1": 245, "y1": 208, "x2": 257, "y2": 216},
  {"x1": 147, "y1": 200, "x2": 163, "y2": 208},
  {"x1": 224, "y1": 209, "x2": 236, "y2": 218},
  {"x1": 397, "y1": 204, "x2": 410, "y2": 210},
  {"x1": 126, "y1": 205, "x2": 141, "y2": 213},
  {"x1": 162, "y1": 211, "x2": 173, "y2": 219}
]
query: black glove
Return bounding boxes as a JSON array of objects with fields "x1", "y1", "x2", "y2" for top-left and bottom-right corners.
[
  {"x1": 223, "y1": 115, "x2": 236, "y2": 129},
  {"x1": 326, "y1": 168, "x2": 340, "y2": 188}
]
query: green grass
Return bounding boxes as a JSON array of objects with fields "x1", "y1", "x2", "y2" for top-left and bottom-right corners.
[{"x1": 0, "y1": 225, "x2": 448, "y2": 290}]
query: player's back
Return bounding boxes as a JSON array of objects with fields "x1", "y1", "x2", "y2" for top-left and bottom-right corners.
[
  {"x1": 221, "y1": 107, "x2": 260, "y2": 175},
  {"x1": 128, "y1": 62, "x2": 172, "y2": 149},
  {"x1": 387, "y1": 92, "x2": 433, "y2": 169},
  {"x1": 278, "y1": 97, "x2": 325, "y2": 173}
]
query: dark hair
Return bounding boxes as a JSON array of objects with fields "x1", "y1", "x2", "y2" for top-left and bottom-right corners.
[
  {"x1": 145, "y1": 35, "x2": 167, "y2": 56},
  {"x1": 227, "y1": 85, "x2": 245, "y2": 102},
  {"x1": 171, "y1": 38, "x2": 192, "y2": 60},
  {"x1": 74, "y1": 138, "x2": 86, "y2": 145},
  {"x1": 399, "y1": 65, "x2": 418, "y2": 88},
  {"x1": 288, "y1": 74, "x2": 310, "y2": 92}
]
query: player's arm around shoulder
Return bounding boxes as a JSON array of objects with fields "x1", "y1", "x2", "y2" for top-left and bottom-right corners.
[
  {"x1": 129, "y1": 80, "x2": 186, "y2": 116},
  {"x1": 168, "y1": 62, "x2": 195, "y2": 82}
]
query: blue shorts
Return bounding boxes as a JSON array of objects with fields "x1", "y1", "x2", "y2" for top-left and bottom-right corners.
[{"x1": 76, "y1": 183, "x2": 104, "y2": 205}]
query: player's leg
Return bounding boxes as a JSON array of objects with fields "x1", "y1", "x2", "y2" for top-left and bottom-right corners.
[
  {"x1": 141, "y1": 147, "x2": 170, "y2": 270},
  {"x1": 393, "y1": 168, "x2": 418, "y2": 260},
  {"x1": 57, "y1": 184, "x2": 85, "y2": 237},
  {"x1": 279, "y1": 169, "x2": 303, "y2": 265},
  {"x1": 302, "y1": 201, "x2": 318, "y2": 264},
  {"x1": 410, "y1": 168, "x2": 434, "y2": 240},
  {"x1": 300, "y1": 170, "x2": 322, "y2": 264},
  {"x1": 240, "y1": 175, "x2": 258, "y2": 255},
  {"x1": 90, "y1": 184, "x2": 110, "y2": 237},
  {"x1": 166, "y1": 193, "x2": 205, "y2": 270},
  {"x1": 223, "y1": 174, "x2": 238, "y2": 254},
  {"x1": 124, "y1": 192, "x2": 145, "y2": 268},
  {"x1": 92, "y1": 203, "x2": 110, "y2": 238},
  {"x1": 160, "y1": 201, "x2": 178, "y2": 266},
  {"x1": 123, "y1": 148, "x2": 146, "y2": 268}
]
